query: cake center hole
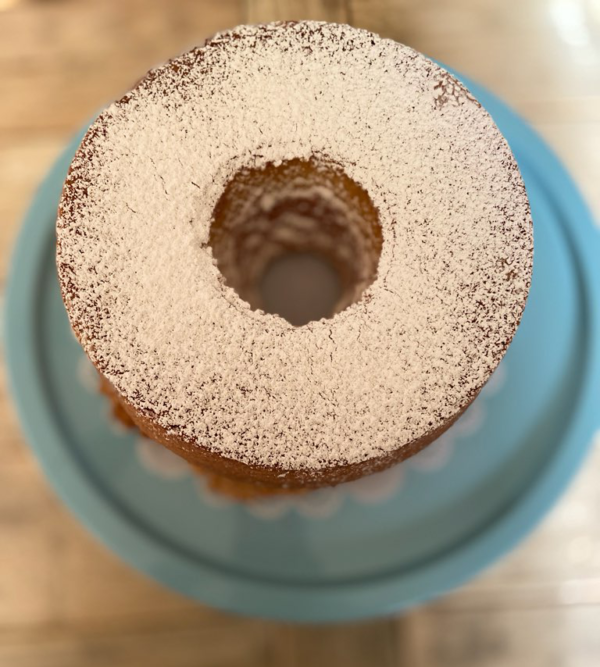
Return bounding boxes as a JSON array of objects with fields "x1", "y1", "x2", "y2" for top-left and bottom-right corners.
[
  {"x1": 209, "y1": 158, "x2": 382, "y2": 326},
  {"x1": 259, "y1": 252, "x2": 342, "y2": 327}
]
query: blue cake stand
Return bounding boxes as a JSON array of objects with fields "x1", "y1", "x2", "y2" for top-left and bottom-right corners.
[{"x1": 5, "y1": 73, "x2": 600, "y2": 622}]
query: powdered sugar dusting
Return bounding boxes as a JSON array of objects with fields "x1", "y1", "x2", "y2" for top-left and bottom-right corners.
[{"x1": 57, "y1": 22, "x2": 532, "y2": 471}]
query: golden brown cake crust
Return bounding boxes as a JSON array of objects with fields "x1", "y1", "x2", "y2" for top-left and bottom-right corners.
[{"x1": 100, "y1": 371, "x2": 473, "y2": 490}]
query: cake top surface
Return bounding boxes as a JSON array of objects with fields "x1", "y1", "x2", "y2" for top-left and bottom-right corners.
[{"x1": 57, "y1": 21, "x2": 533, "y2": 471}]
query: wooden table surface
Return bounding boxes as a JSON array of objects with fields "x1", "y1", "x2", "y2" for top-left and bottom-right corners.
[{"x1": 1, "y1": 1, "x2": 599, "y2": 665}]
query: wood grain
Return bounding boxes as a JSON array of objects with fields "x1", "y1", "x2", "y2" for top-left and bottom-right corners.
[
  {"x1": 0, "y1": 0, "x2": 242, "y2": 136},
  {"x1": 399, "y1": 605, "x2": 600, "y2": 667},
  {"x1": 1, "y1": 0, "x2": 599, "y2": 664},
  {"x1": 273, "y1": 621, "x2": 399, "y2": 667},
  {"x1": 246, "y1": 0, "x2": 349, "y2": 23},
  {"x1": 0, "y1": 623, "x2": 270, "y2": 667}
]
